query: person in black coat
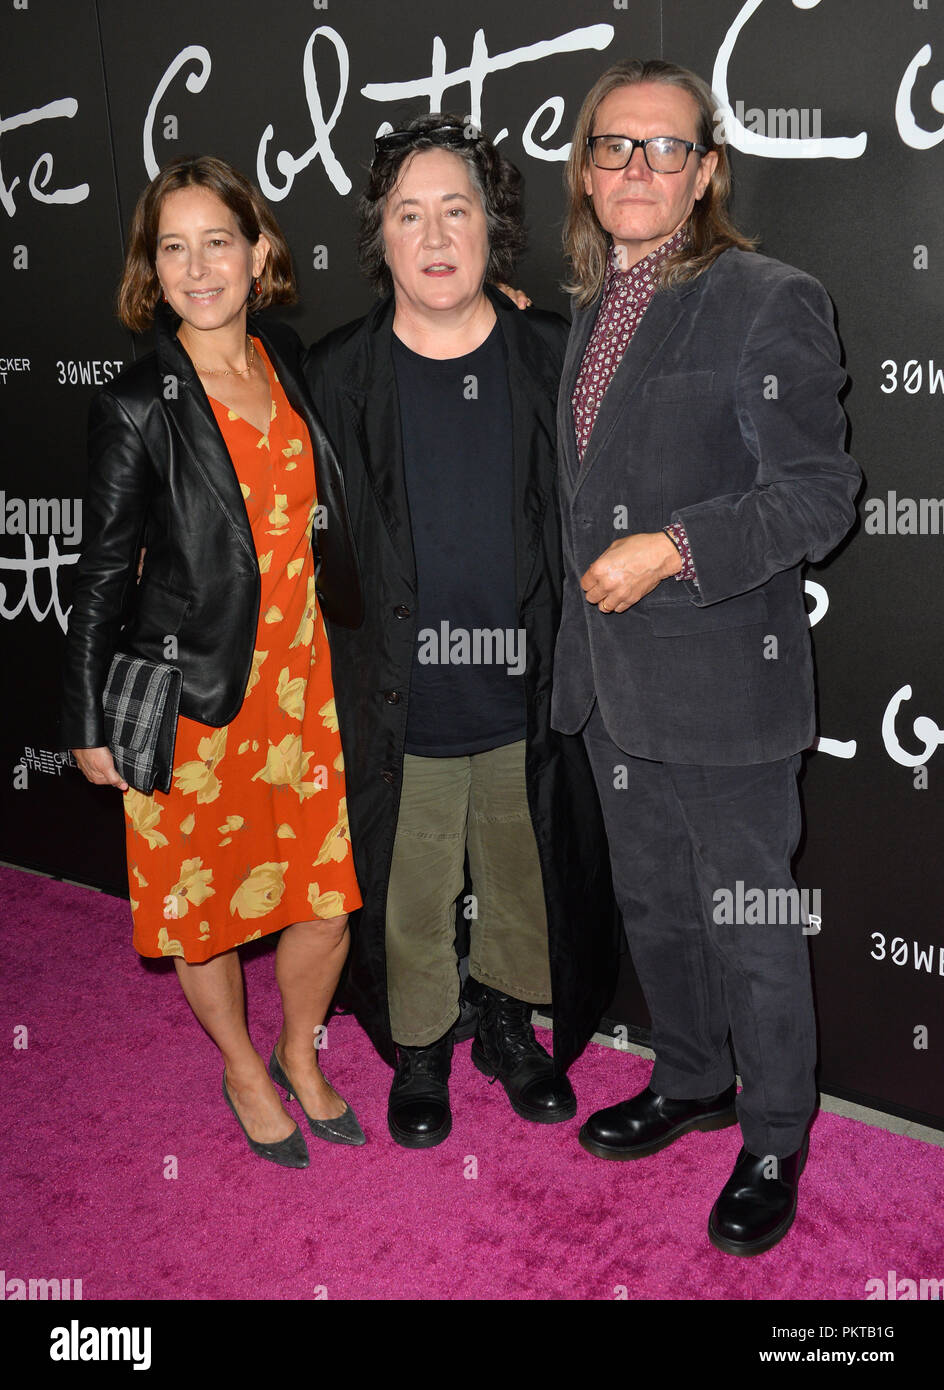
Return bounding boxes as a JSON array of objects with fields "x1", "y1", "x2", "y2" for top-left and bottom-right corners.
[{"x1": 305, "y1": 115, "x2": 620, "y2": 1149}]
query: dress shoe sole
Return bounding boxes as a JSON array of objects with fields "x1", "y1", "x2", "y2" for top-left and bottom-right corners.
[
  {"x1": 707, "y1": 1200, "x2": 797, "y2": 1257},
  {"x1": 387, "y1": 1111, "x2": 452, "y2": 1149},
  {"x1": 578, "y1": 1104, "x2": 738, "y2": 1160},
  {"x1": 470, "y1": 1049, "x2": 577, "y2": 1123}
]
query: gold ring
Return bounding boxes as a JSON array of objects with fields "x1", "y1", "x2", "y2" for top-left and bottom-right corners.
[{"x1": 600, "y1": 600, "x2": 610, "y2": 613}]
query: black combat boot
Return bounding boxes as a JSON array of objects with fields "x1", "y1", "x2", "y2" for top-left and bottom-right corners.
[
  {"x1": 387, "y1": 1031, "x2": 454, "y2": 1148},
  {"x1": 470, "y1": 981, "x2": 576, "y2": 1123}
]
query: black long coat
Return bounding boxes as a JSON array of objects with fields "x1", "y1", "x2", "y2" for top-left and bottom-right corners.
[{"x1": 305, "y1": 286, "x2": 620, "y2": 1074}]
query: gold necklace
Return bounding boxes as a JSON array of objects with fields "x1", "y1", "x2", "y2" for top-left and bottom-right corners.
[{"x1": 191, "y1": 336, "x2": 255, "y2": 377}]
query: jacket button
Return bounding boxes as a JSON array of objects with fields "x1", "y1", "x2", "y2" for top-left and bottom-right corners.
[
  {"x1": 381, "y1": 768, "x2": 396, "y2": 784},
  {"x1": 383, "y1": 690, "x2": 401, "y2": 704},
  {"x1": 393, "y1": 604, "x2": 411, "y2": 619}
]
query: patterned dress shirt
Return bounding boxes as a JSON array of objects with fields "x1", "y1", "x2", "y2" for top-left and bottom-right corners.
[{"x1": 572, "y1": 229, "x2": 696, "y2": 583}]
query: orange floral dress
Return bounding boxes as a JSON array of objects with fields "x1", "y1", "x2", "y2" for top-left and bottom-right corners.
[{"x1": 123, "y1": 343, "x2": 361, "y2": 961}]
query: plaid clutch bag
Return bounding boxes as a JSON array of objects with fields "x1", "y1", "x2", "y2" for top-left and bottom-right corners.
[{"x1": 102, "y1": 653, "x2": 183, "y2": 795}]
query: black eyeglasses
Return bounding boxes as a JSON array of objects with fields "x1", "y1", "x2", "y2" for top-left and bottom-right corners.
[
  {"x1": 587, "y1": 134, "x2": 708, "y2": 173},
  {"x1": 373, "y1": 124, "x2": 482, "y2": 162}
]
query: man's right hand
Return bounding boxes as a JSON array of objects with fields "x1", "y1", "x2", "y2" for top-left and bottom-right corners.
[{"x1": 73, "y1": 747, "x2": 128, "y2": 791}]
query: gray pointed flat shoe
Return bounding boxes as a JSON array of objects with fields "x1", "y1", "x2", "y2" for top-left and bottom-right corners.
[{"x1": 268, "y1": 1047, "x2": 366, "y2": 1146}]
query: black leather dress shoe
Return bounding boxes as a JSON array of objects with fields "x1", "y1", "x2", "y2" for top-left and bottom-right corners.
[
  {"x1": 579, "y1": 1083, "x2": 738, "y2": 1159},
  {"x1": 470, "y1": 982, "x2": 576, "y2": 1123},
  {"x1": 708, "y1": 1134, "x2": 809, "y2": 1256},
  {"x1": 387, "y1": 1032, "x2": 454, "y2": 1149}
]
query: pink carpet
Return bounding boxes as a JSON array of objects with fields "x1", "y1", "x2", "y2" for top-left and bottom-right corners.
[{"x1": 2, "y1": 863, "x2": 942, "y2": 1302}]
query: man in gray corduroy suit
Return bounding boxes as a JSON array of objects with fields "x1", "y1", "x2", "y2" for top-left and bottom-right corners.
[{"x1": 553, "y1": 60, "x2": 860, "y2": 1256}]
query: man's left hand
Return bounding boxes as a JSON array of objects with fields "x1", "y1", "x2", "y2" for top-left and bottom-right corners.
[{"x1": 581, "y1": 532, "x2": 682, "y2": 612}]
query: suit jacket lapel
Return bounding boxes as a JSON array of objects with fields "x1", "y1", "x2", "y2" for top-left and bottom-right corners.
[
  {"x1": 561, "y1": 276, "x2": 701, "y2": 499},
  {"x1": 558, "y1": 297, "x2": 596, "y2": 489}
]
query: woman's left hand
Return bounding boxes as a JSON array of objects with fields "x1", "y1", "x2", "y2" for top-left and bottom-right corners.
[{"x1": 73, "y1": 746, "x2": 129, "y2": 792}]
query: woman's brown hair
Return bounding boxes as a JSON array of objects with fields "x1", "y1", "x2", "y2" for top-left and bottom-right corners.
[
  {"x1": 117, "y1": 155, "x2": 296, "y2": 333},
  {"x1": 563, "y1": 59, "x2": 756, "y2": 307}
]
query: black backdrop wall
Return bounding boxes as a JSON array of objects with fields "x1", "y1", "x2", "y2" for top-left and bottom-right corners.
[{"x1": 2, "y1": 0, "x2": 942, "y2": 1126}]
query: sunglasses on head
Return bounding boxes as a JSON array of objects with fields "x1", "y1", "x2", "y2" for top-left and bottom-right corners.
[{"x1": 372, "y1": 124, "x2": 482, "y2": 163}]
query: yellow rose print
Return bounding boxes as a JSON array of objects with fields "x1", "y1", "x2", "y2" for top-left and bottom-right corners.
[
  {"x1": 313, "y1": 798, "x2": 351, "y2": 866},
  {"x1": 319, "y1": 697, "x2": 339, "y2": 733},
  {"x1": 251, "y1": 734, "x2": 323, "y2": 801},
  {"x1": 218, "y1": 813, "x2": 244, "y2": 847},
  {"x1": 307, "y1": 883, "x2": 346, "y2": 917},
  {"x1": 277, "y1": 823, "x2": 296, "y2": 838},
  {"x1": 245, "y1": 649, "x2": 268, "y2": 696},
  {"x1": 173, "y1": 727, "x2": 227, "y2": 803},
  {"x1": 267, "y1": 493, "x2": 289, "y2": 533},
  {"x1": 290, "y1": 574, "x2": 316, "y2": 648},
  {"x1": 157, "y1": 927, "x2": 185, "y2": 957},
  {"x1": 282, "y1": 439, "x2": 303, "y2": 458},
  {"x1": 125, "y1": 789, "x2": 169, "y2": 849},
  {"x1": 230, "y1": 861, "x2": 289, "y2": 919},
  {"x1": 286, "y1": 557, "x2": 304, "y2": 579},
  {"x1": 180, "y1": 812, "x2": 195, "y2": 835},
  {"x1": 252, "y1": 733, "x2": 310, "y2": 786},
  {"x1": 258, "y1": 550, "x2": 273, "y2": 573},
  {"x1": 166, "y1": 857, "x2": 215, "y2": 918},
  {"x1": 264, "y1": 605, "x2": 283, "y2": 624},
  {"x1": 276, "y1": 666, "x2": 306, "y2": 721},
  {"x1": 132, "y1": 865, "x2": 149, "y2": 888}
]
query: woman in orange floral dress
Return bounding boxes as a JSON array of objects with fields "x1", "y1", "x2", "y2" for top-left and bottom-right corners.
[{"x1": 62, "y1": 157, "x2": 364, "y2": 1166}]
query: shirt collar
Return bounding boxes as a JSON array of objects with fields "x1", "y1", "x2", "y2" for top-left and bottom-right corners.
[{"x1": 603, "y1": 225, "x2": 689, "y2": 293}]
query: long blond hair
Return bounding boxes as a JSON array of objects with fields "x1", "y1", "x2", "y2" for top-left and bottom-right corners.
[{"x1": 563, "y1": 60, "x2": 756, "y2": 307}]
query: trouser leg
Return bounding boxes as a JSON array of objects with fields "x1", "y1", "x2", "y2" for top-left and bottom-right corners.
[
  {"x1": 385, "y1": 753, "x2": 469, "y2": 1046},
  {"x1": 466, "y1": 739, "x2": 552, "y2": 1004},
  {"x1": 582, "y1": 704, "x2": 734, "y2": 1097},
  {"x1": 582, "y1": 704, "x2": 816, "y2": 1156},
  {"x1": 666, "y1": 754, "x2": 816, "y2": 1157}
]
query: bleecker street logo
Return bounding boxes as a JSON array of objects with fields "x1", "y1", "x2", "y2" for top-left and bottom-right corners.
[{"x1": 0, "y1": 356, "x2": 30, "y2": 384}]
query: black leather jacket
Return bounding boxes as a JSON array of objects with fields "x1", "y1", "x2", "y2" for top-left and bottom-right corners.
[{"x1": 60, "y1": 304, "x2": 362, "y2": 749}]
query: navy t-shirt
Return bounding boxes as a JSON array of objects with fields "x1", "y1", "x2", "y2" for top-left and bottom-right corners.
[{"x1": 393, "y1": 322, "x2": 527, "y2": 757}]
